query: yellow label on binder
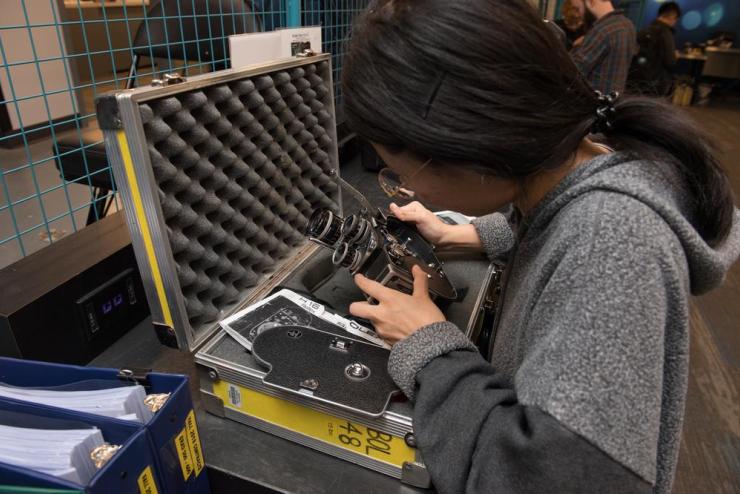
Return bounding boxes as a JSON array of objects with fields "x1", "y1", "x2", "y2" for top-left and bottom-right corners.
[
  {"x1": 213, "y1": 380, "x2": 416, "y2": 468},
  {"x1": 185, "y1": 409, "x2": 205, "y2": 476},
  {"x1": 174, "y1": 428, "x2": 194, "y2": 480},
  {"x1": 137, "y1": 465, "x2": 159, "y2": 494}
]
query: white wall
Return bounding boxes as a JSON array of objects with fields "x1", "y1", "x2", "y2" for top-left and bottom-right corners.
[{"x1": 0, "y1": 0, "x2": 79, "y2": 130}]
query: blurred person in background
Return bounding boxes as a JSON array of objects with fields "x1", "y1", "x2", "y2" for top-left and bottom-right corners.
[
  {"x1": 555, "y1": 0, "x2": 587, "y2": 50},
  {"x1": 571, "y1": 0, "x2": 638, "y2": 93},
  {"x1": 628, "y1": 2, "x2": 682, "y2": 96}
]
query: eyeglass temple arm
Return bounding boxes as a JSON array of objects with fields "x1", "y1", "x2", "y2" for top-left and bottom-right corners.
[{"x1": 328, "y1": 169, "x2": 380, "y2": 218}]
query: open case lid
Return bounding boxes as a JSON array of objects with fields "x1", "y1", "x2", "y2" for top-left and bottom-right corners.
[{"x1": 96, "y1": 53, "x2": 342, "y2": 352}]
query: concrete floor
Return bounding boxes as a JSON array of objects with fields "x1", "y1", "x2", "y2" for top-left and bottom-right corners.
[{"x1": 0, "y1": 103, "x2": 738, "y2": 491}]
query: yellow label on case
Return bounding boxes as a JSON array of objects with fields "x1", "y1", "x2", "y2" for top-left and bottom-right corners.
[
  {"x1": 185, "y1": 409, "x2": 205, "y2": 476},
  {"x1": 137, "y1": 466, "x2": 159, "y2": 494},
  {"x1": 174, "y1": 428, "x2": 194, "y2": 480},
  {"x1": 212, "y1": 380, "x2": 416, "y2": 468}
]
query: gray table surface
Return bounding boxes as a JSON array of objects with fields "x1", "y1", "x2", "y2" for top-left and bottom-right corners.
[{"x1": 91, "y1": 318, "x2": 429, "y2": 494}]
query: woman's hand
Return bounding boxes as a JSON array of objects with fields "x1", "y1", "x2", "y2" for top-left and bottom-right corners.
[
  {"x1": 390, "y1": 201, "x2": 485, "y2": 252},
  {"x1": 389, "y1": 201, "x2": 452, "y2": 246},
  {"x1": 350, "y1": 265, "x2": 446, "y2": 345}
]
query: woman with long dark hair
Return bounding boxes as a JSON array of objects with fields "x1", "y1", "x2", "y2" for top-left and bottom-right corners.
[{"x1": 343, "y1": 1, "x2": 739, "y2": 493}]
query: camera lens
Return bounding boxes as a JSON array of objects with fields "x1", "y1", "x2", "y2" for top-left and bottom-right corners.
[
  {"x1": 332, "y1": 242, "x2": 360, "y2": 269},
  {"x1": 307, "y1": 209, "x2": 343, "y2": 247},
  {"x1": 342, "y1": 214, "x2": 371, "y2": 244}
]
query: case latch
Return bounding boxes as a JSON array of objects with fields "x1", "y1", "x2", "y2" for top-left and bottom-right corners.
[
  {"x1": 151, "y1": 72, "x2": 187, "y2": 87},
  {"x1": 117, "y1": 367, "x2": 152, "y2": 385},
  {"x1": 296, "y1": 49, "x2": 317, "y2": 58}
]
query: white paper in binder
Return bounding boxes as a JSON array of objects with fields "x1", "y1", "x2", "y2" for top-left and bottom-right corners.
[
  {"x1": 0, "y1": 383, "x2": 153, "y2": 423},
  {"x1": 0, "y1": 424, "x2": 105, "y2": 484}
]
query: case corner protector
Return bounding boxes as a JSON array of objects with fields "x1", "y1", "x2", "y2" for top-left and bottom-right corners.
[
  {"x1": 96, "y1": 94, "x2": 123, "y2": 130},
  {"x1": 401, "y1": 461, "x2": 431, "y2": 489},
  {"x1": 201, "y1": 392, "x2": 226, "y2": 418},
  {"x1": 153, "y1": 321, "x2": 179, "y2": 349}
]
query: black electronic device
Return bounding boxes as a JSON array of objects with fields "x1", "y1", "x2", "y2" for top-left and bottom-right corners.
[
  {"x1": 306, "y1": 179, "x2": 457, "y2": 301},
  {"x1": 0, "y1": 212, "x2": 149, "y2": 364}
]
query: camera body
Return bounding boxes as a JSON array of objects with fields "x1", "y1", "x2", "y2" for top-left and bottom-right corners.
[{"x1": 306, "y1": 207, "x2": 457, "y2": 301}]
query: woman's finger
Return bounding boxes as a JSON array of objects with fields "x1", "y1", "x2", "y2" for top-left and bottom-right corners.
[
  {"x1": 354, "y1": 274, "x2": 394, "y2": 302},
  {"x1": 349, "y1": 301, "x2": 378, "y2": 320},
  {"x1": 391, "y1": 201, "x2": 423, "y2": 221},
  {"x1": 411, "y1": 264, "x2": 430, "y2": 298},
  {"x1": 390, "y1": 202, "x2": 412, "y2": 221}
]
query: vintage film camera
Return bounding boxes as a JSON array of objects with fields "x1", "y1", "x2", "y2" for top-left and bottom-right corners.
[{"x1": 305, "y1": 178, "x2": 458, "y2": 301}]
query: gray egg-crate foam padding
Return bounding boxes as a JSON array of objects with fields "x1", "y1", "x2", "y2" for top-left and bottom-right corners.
[{"x1": 138, "y1": 61, "x2": 340, "y2": 330}]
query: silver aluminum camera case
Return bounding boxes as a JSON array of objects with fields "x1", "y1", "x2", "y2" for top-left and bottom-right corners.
[{"x1": 98, "y1": 54, "x2": 494, "y2": 487}]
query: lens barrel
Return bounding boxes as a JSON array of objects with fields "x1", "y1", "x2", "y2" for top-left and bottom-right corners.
[{"x1": 306, "y1": 209, "x2": 343, "y2": 247}]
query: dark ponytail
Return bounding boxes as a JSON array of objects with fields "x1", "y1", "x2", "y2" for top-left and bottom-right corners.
[
  {"x1": 606, "y1": 97, "x2": 734, "y2": 246},
  {"x1": 342, "y1": 0, "x2": 735, "y2": 246}
]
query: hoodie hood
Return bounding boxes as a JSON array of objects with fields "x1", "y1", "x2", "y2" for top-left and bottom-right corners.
[{"x1": 523, "y1": 152, "x2": 740, "y2": 295}]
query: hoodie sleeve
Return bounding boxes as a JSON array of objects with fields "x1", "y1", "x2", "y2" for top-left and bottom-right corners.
[
  {"x1": 387, "y1": 194, "x2": 686, "y2": 493},
  {"x1": 471, "y1": 212, "x2": 515, "y2": 260},
  {"x1": 389, "y1": 325, "x2": 651, "y2": 494}
]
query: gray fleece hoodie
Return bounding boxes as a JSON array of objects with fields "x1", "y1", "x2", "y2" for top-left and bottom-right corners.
[{"x1": 388, "y1": 152, "x2": 740, "y2": 493}]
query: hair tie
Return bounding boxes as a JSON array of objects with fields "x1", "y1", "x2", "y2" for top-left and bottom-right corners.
[{"x1": 591, "y1": 91, "x2": 619, "y2": 134}]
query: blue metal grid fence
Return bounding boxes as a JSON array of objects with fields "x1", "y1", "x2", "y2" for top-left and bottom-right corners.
[
  {"x1": 0, "y1": 0, "x2": 295, "y2": 267},
  {"x1": 0, "y1": 0, "x2": 373, "y2": 268},
  {"x1": 302, "y1": 0, "x2": 372, "y2": 110}
]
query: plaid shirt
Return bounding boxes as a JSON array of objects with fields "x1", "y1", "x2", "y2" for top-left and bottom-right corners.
[{"x1": 572, "y1": 11, "x2": 637, "y2": 94}]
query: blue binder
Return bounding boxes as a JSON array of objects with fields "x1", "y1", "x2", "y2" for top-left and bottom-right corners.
[
  {"x1": 0, "y1": 358, "x2": 209, "y2": 494},
  {"x1": 0, "y1": 399, "x2": 162, "y2": 494}
]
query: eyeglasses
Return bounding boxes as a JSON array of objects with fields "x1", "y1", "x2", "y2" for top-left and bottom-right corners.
[{"x1": 378, "y1": 158, "x2": 433, "y2": 199}]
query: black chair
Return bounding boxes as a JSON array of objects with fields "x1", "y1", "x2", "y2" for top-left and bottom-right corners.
[
  {"x1": 131, "y1": 0, "x2": 261, "y2": 74},
  {"x1": 55, "y1": 0, "x2": 260, "y2": 225}
]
